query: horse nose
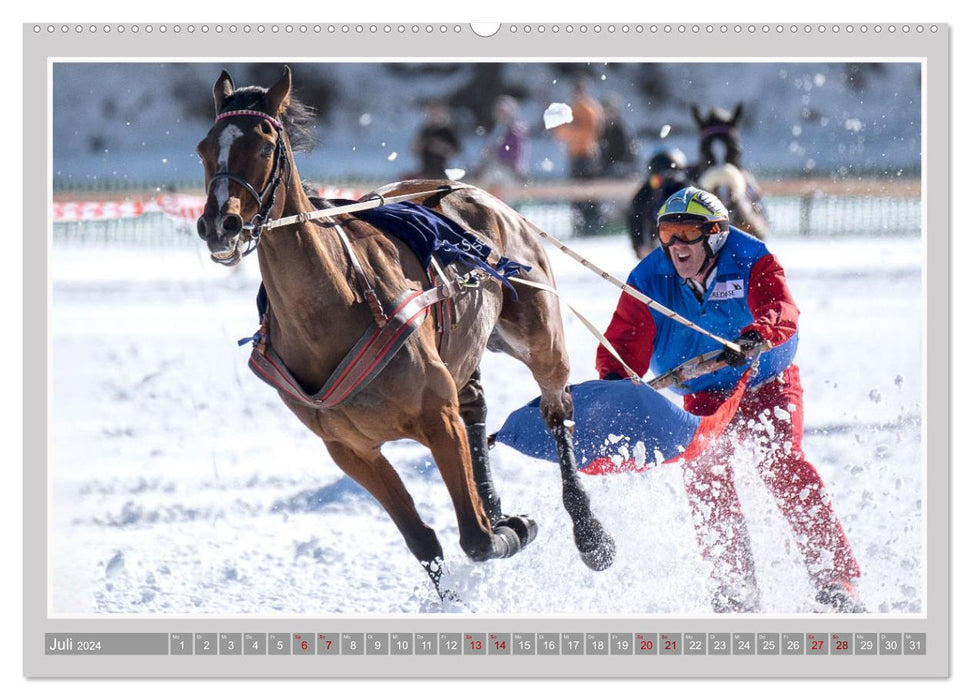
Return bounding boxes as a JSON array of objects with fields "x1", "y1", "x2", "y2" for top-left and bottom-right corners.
[
  {"x1": 197, "y1": 215, "x2": 212, "y2": 240},
  {"x1": 219, "y1": 213, "x2": 243, "y2": 237}
]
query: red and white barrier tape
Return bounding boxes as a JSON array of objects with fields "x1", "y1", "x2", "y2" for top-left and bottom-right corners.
[
  {"x1": 52, "y1": 200, "x2": 148, "y2": 223},
  {"x1": 156, "y1": 193, "x2": 204, "y2": 223},
  {"x1": 52, "y1": 186, "x2": 365, "y2": 224}
]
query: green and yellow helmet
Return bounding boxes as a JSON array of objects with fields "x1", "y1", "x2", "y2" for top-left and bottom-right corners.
[
  {"x1": 657, "y1": 187, "x2": 732, "y2": 269},
  {"x1": 657, "y1": 186, "x2": 730, "y2": 232}
]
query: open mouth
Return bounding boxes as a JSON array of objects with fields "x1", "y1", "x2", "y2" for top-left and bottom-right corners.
[{"x1": 210, "y1": 237, "x2": 241, "y2": 265}]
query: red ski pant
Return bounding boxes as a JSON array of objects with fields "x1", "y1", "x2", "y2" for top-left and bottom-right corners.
[{"x1": 681, "y1": 365, "x2": 861, "y2": 590}]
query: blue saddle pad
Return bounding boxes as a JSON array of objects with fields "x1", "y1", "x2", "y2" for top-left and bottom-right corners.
[
  {"x1": 254, "y1": 200, "x2": 529, "y2": 319},
  {"x1": 353, "y1": 201, "x2": 529, "y2": 288}
]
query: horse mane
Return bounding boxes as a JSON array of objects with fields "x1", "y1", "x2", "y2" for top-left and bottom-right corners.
[
  {"x1": 301, "y1": 183, "x2": 362, "y2": 212},
  {"x1": 220, "y1": 85, "x2": 318, "y2": 152}
]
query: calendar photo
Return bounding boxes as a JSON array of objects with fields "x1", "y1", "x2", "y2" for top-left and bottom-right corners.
[{"x1": 47, "y1": 56, "x2": 924, "y2": 617}]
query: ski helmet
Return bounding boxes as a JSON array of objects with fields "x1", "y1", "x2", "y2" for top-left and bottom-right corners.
[{"x1": 657, "y1": 187, "x2": 732, "y2": 270}]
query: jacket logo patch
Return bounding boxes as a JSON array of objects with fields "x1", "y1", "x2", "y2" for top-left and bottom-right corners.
[{"x1": 710, "y1": 279, "x2": 745, "y2": 300}]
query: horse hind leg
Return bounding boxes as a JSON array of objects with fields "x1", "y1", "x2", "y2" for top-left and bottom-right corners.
[
  {"x1": 458, "y1": 368, "x2": 503, "y2": 522},
  {"x1": 459, "y1": 368, "x2": 538, "y2": 546}
]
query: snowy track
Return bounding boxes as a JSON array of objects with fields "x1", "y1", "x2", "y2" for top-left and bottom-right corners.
[{"x1": 50, "y1": 233, "x2": 922, "y2": 616}]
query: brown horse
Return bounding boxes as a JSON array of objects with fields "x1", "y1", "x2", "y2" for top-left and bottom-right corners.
[{"x1": 195, "y1": 67, "x2": 615, "y2": 597}]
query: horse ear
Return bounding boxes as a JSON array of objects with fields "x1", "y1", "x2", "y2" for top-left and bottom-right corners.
[
  {"x1": 265, "y1": 66, "x2": 292, "y2": 118},
  {"x1": 213, "y1": 70, "x2": 234, "y2": 114},
  {"x1": 731, "y1": 102, "x2": 744, "y2": 125},
  {"x1": 691, "y1": 104, "x2": 704, "y2": 127}
]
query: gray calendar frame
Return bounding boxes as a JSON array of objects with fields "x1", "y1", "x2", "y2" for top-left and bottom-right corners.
[{"x1": 23, "y1": 22, "x2": 949, "y2": 678}]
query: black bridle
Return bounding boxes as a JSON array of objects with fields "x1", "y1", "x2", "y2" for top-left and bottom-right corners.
[
  {"x1": 204, "y1": 109, "x2": 290, "y2": 264},
  {"x1": 699, "y1": 124, "x2": 743, "y2": 168}
]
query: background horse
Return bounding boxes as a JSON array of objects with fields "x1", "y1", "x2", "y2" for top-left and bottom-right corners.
[
  {"x1": 194, "y1": 67, "x2": 615, "y2": 598},
  {"x1": 690, "y1": 103, "x2": 769, "y2": 239}
]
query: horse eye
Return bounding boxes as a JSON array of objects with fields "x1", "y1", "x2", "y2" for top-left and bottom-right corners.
[{"x1": 261, "y1": 143, "x2": 274, "y2": 158}]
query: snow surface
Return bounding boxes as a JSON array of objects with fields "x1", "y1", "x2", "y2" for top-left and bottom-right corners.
[{"x1": 50, "y1": 229, "x2": 922, "y2": 617}]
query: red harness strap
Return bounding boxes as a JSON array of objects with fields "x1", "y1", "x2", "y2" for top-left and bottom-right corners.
[{"x1": 248, "y1": 278, "x2": 470, "y2": 409}]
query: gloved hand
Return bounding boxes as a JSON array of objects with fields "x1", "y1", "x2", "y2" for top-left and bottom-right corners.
[{"x1": 717, "y1": 330, "x2": 764, "y2": 368}]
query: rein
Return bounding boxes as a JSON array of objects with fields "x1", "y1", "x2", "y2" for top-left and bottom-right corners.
[
  {"x1": 208, "y1": 111, "x2": 740, "y2": 393},
  {"x1": 209, "y1": 111, "x2": 491, "y2": 405},
  {"x1": 259, "y1": 185, "x2": 465, "y2": 230},
  {"x1": 206, "y1": 109, "x2": 467, "y2": 264}
]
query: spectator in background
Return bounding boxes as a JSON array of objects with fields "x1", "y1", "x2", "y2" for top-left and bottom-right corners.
[
  {"x1": 627, "y1": 147, "x2": 691, "y2": 258},
  {"x1": 600, "y1": 93, "x2": 639, "y2": 178},
  {"x1": 410, "y1": 99, "x2": 462, "y2": 180},
  {"x1": 474, "y1": 95, "x2": 529, "y2": 190},
  {"x1": 554, "y1": 76, "x2": 604, "y2": 236}
]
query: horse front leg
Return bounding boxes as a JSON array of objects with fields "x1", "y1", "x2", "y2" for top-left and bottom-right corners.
[
  {"x1": 323, "y1": 440, "x2": 449, "y2": 595},
  {"x1": 419, "y1": 390, "x2": 526, "y2": 564}
]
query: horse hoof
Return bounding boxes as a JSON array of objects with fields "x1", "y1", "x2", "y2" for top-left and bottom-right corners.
[
  {"x1": 439, "y1": 588, "x2": 463, "y2": 604},
  {"x1": 578, "y1": 532, "x2": 616, "y2": 572},
  {"x1": 493, "y1": 525, "x2": 523, "y2": 559},
  {"x1": 495, "y1": 514, "x2": 538, "y2": 548}
]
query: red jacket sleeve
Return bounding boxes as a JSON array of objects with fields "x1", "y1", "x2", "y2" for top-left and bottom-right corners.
[
  {"x1": 596, "y1": 291, "x2": 657, "y2": 378},
  {"x1": 743, "y1": 254, "x2": 799, "y2": 346}
]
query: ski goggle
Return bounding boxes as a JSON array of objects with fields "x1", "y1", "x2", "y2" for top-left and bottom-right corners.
[{"x1": 658, "y1": 220, "x2": 714, "y2": 246}]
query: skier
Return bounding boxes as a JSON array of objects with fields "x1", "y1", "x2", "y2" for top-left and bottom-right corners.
[{"x1": 596, "y1": 186, "x2": 864, "y2": 613}]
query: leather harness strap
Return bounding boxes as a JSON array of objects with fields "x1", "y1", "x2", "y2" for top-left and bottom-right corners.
[
  {"x1": 426, "y1": 256, "x2": 457, "y2": 351},
  {"x1": 332, "y1": 221, "x2": 389, "y2": 327},
  {"x1": 248, "y1": 275, "x2": 475, "y2": 410}
]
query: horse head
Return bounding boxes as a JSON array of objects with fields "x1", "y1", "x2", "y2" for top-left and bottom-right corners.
[
  {"x1": 691, "y1": 102, "x2": 744, "y2": 169},
  {"x1": 195, "y1": 67, "x2": 295, "y2": 266}
]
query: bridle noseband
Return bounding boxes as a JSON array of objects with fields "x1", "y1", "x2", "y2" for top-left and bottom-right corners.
[{"x1": 205, "y1": 109, "x2": 289, "y2": 263}]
